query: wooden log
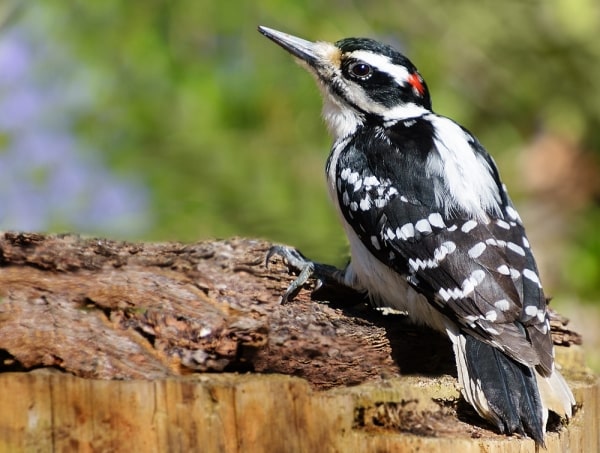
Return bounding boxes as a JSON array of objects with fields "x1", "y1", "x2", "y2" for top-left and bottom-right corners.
[{"x1": 0, "y1": 232, "x2": 597, "y2": 452}]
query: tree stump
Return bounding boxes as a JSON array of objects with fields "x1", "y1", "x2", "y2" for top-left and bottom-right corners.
[{"x1": 0, "y1": 232, "x2": 597, "y2": 452}]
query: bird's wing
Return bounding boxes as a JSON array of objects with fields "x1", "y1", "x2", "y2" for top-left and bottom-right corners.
[{"x1": 334, "y1": 123, "x2": 552, "y2": 373}]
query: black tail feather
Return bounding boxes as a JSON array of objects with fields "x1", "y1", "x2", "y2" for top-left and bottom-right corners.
[{"x1": 464, "y1": 335, "x2": 545, "y2": 446}]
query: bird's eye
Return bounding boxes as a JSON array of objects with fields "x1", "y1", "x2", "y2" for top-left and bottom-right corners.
[{"x1": 348, "y1": 62, "x2": 373, "y2": 79}]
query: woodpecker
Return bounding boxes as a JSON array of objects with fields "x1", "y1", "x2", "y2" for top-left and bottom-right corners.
[{"x1": 259, "y1": 26, "x2": 574, "y2": 445}]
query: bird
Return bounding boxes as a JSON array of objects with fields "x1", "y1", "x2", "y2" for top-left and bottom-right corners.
[{"x1": 258, "y1": 26, "x2": 575, "y2": 445}]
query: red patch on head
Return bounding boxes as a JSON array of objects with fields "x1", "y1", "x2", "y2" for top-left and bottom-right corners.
[{"x1": 408, "y1": 73, "x2": 425, "y2": 96}]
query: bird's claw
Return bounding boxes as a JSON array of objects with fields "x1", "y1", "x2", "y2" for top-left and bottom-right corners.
[{"x1": 266, "y1": 245, "x2": 326, "y2": 303}]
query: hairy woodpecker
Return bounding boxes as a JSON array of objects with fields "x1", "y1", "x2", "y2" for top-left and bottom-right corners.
[{"x1": 259, "y1": 26, "x2": 574, "y2": 444}]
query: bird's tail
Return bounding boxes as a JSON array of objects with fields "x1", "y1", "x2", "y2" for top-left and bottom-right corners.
[
  {"x1": 447, "y1": 327, "x2": 574, "y2": 446},
  {"x1": 536, "y1": 365, "x2": 575, "y2": 421}
]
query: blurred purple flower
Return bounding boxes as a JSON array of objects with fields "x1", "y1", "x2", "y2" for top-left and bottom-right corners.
[
  {"x1": 0, "y1": 15, "x2": 151, "y2": 236},
  {"x1": 0, "y1": 32, "x2": 30, "y2": 84}
]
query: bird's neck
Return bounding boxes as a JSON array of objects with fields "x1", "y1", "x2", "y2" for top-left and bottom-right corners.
[{"x1": 321, "y1": 96, "x2": 365, "y2": 142}]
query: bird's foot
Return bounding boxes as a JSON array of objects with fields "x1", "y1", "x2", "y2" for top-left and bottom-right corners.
[{"x1": 265, "y1": 245, "x2": 344, "y2": 303}]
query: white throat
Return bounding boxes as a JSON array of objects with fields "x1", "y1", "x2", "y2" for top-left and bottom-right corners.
[{"x1": 321, "y1": 93, "x2": 364, "y2": 141}]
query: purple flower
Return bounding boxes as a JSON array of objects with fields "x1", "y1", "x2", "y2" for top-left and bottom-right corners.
[{"x1": 0, "y1": 17, "x2": 150, "y2": 236}]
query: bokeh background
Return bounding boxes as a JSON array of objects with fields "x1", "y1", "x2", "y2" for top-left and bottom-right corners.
[{"x1": 1, "y1": 1, "x2": 598, "y2": 368}]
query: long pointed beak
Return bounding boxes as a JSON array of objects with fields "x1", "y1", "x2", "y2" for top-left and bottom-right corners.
[{"x1": 258, "y1": 26, "x2": 318, "y2": 66}]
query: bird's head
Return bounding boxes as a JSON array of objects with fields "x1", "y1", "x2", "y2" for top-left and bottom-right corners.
[{"x1": 258, "y1": 26, "x2": 432, "y2": 139}]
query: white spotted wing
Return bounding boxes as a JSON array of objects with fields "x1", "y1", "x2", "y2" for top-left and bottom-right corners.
[{"x1": 332, "y1": 117, "x2": 553, "y2": 374}]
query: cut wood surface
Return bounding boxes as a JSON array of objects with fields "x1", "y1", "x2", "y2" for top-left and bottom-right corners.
[{"x1": 0, "y1": 232, "x2": 597, "y2": 452}]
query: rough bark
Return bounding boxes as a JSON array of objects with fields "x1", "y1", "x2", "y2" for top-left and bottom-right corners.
[
  {"x1": 0, "y1": 232, "x2": 594, "y2": 452},
  {"x1": 0, "y1": 232, "x2": 581, "y2": 386}
]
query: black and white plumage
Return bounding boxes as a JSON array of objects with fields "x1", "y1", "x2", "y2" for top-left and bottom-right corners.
[{"x1": 259, "y1": 26, "x2": 575, "y2": 444}]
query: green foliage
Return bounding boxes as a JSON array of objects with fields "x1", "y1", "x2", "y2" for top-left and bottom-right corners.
[
  {"x1": 11, "y1": 1, "x2": 600, "y2": 295},
  {"x1": 565, "y1": 207, "x2": 600, "y2": 302}
]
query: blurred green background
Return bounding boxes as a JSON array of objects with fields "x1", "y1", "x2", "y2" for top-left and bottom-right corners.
[{"x1": 1, "y1": 1, "x2": 599, "y2": 366}]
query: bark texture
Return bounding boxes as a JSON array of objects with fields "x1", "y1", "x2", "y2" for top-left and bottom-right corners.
[
  {"x1": 0, "y1": 232, "x2": 581, "y2": 386},
  {"x1": 0, "y1": 232, "x2": 594, "y2": 452}
]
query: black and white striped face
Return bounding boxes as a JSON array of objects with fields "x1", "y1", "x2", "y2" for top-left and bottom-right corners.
[
  {"x1": 332, "y1": 38, "x2": 432, "y2": 116},
  {"x1": 259, "y1": 27, "x2": 432, "y2": 138}
]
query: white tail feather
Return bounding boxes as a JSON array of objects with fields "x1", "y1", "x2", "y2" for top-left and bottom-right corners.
[
  {"x1": 446, "y1": 326, "x2": 492, "y2": 421},
  {"x1": 536, "y1": 366, "x2": 576, "y2": 420}
]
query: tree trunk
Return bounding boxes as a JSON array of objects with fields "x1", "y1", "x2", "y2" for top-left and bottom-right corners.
[{"x1": 0, "y1": 232, "x2": 596, "y2": 452}]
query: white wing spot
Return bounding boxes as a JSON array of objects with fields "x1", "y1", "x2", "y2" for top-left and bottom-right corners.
[
  {"x1": 497, "y1": 264, "x2": 510, "y2": 275},
  {"x1": 399, "y1": 223, "x2": 415, "y2": 240},
  {"x1": 340, "y1": 168, "x2": 351, "y2": 180},
  {"x1": 507, "y1": 242, "x2": 526, "y2": 256},
  {"x1": 461, "y1": 278, "x2": 476, "y2": 297},
  {"x1": 523, "y1": 269, "x2": 542, "y2": 287},
  {"x1": 359, "y1": 196, "x2": 371, "y2": 211},
  {"x1": 353, "y1": 178, "x2": 362, "y2": 192},
  {"x1": 485, "y1": 310, "x2": 498, "y2": 322},
  {"x1": 441, "y1": 269, "x2": 487, "y2": 300},
  {"x1": 442, "y1": 241, "x2": 457, "y2": 254},
  {"x1": 447, "y1": 224, "x2": 458, "y2": 232},
  {"x1": 437, "y1": 266, "x2": 484, "y2": 302},
  {"x1": 415, "y1": 219, "x2": 432, "y2": 234},
  {"x1": 496, "y1": 219, "x2": 511, "y2": 230},
  {"x1": 384, "y1": 228, "x2": 395, "y2": 240},
  {"x1": 448, "y1": 287, "x2": 463, "y2": 300},
  {"x1": 347, "y1": 172, "x2": 359, "y2": 184},
  {"x1": 428, "y1": 213, "x2": 445, "y2": 229},
  {"x1": 522, "y1": 236, "x2": 530, "y2": 248},
  {"x1": 506, "y1": 205, "x2": 521, "y2": 221},
  {"x1": 409, "y1": 258, "x2": 430, "y2": 271},
  {"x1": 433, "y1": 243, "x2": 450, "y2": 261},
  {"x1": 400, "y1": 195, "x2": 409, "y2": 202},
  {"x1": 433, "y1": 241, "x2": 457, "y2": 262},
  {"x1": 438, "y1": 288, "x2": 450, "y2": 302},
  {"x1": 494, "y1": 299, "x2": 510, "y2": 311},
  {"x1": 363, "y1": 175, "x2": 379, "y2": 187},
  {"x1": 408, "y1": 258, "x2": 418, "y2": 271},
  {"x1": 461, "y1": 220, "x2": 477, "y2": 233},
  {"x1": 468, "y1": 242, "x2": 486, "y2": 259},
  {"x1": 471, "y1": 269, "x2": 486, "y2": 284},
  {"x1": 350, "y1": 201, "x2": 358, "y2": 211},
  {"x1": 524, "y1": 305, "x2": 538, "y2": 317},
  {"x1": 486, "y1": 238, "x2": 506, "y2": 248},
  {"x1": 509, "y1": 268, "x2": 521, "y2": 279},
  {"x1": 462, "y1": 270, "x2": 485, "y2": 296}
]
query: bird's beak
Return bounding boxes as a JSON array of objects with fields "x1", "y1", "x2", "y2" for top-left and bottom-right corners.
[{"x1": 258, "y1": 26, "x2": 319, "y2": 68}]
